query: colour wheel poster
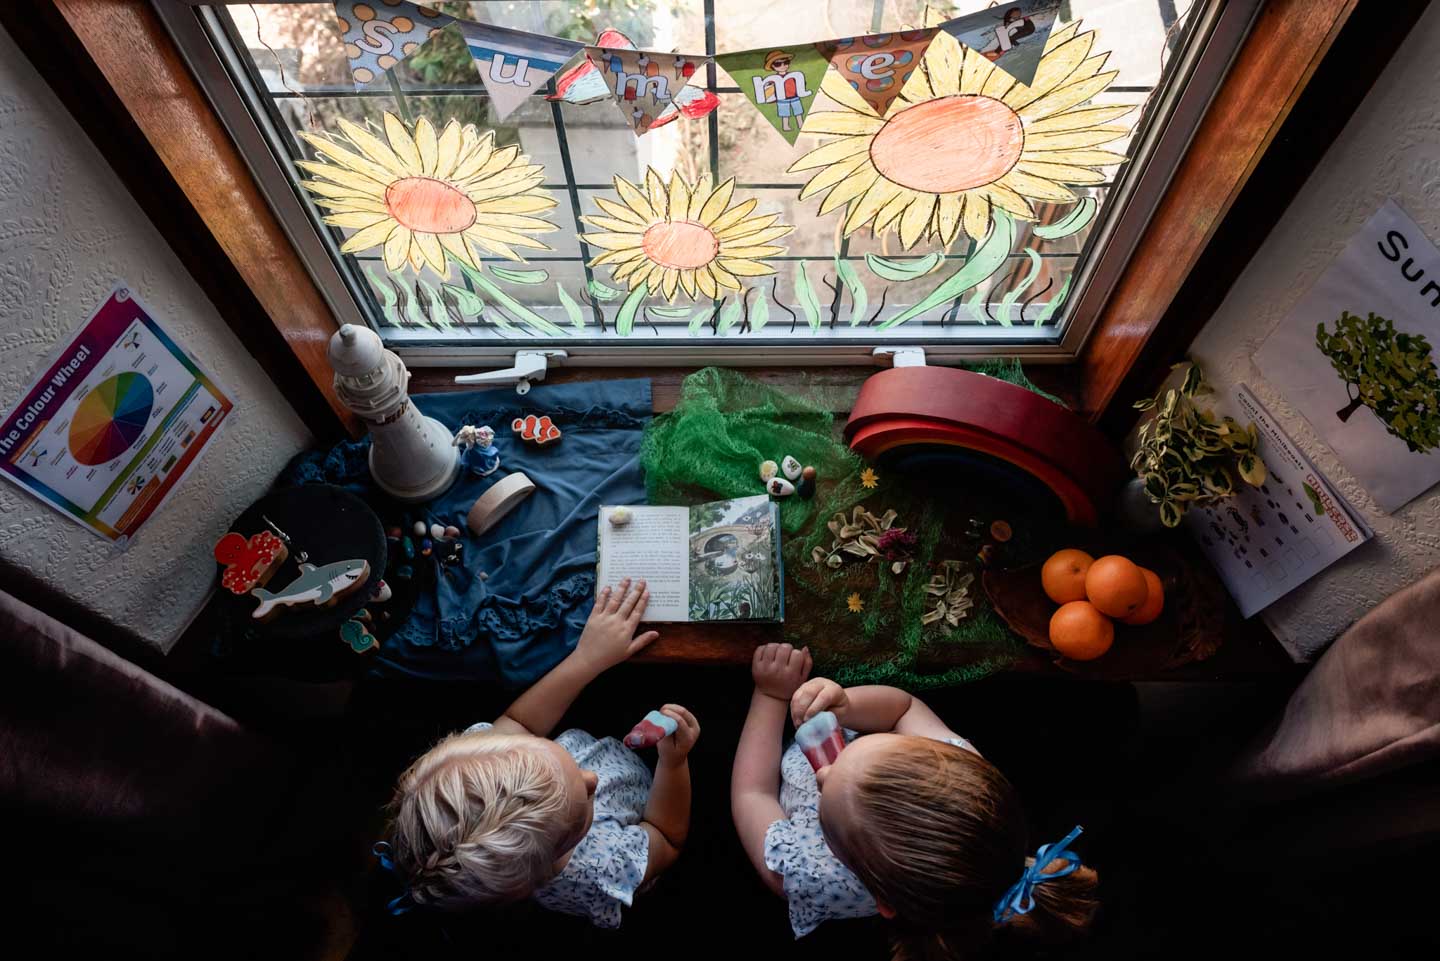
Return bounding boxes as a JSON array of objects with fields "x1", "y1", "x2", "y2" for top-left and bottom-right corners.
[{"x1": 0, "y1": 285, "x2": 233, "y2": 544}]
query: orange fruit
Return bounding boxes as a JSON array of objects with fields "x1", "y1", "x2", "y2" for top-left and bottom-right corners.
[
  {"x1": 1041, "y1": 549, "x2": 1094, "y2": 604},
  {"x1": 1122, "y1": 568, "x2": 1165, "y2": 625},
  {"x1": 1085, "y1": 555, "x2": 1150, "y2": 619},
  {"x1": 1049, "y1": 601, "x2": 1114, "y2": 661}
]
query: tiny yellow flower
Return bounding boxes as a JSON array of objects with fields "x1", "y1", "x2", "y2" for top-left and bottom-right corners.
[
  {"x1": 860, "y1": 468, "x2": 879, "y2": 489},
  {"x1": 846, "y1": 592, "x2": 864, "y2": 613}
]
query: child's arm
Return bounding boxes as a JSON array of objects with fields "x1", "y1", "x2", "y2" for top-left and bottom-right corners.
[
  {"x1": 639, "y1": 704, "x2": 699, "y2": 883},
  {"x1": 732, "y1": 643, "x2": 812, "y2": 897},
  {"x1": 491, "y1": 579, "x2": 657, "y2": 738},
  {"x1": 791, "y1": 681, "x2": 961, "y2": 740}
]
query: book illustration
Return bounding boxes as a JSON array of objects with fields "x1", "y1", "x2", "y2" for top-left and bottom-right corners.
[
  {"x1": 688, "y1": 496, "x2": 780, "y2": 621},
  {"x1": 1315, "y1": 310, "x2": 1440, "y2": 453}
]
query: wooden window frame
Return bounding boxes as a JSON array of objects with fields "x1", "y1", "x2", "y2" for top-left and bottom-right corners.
[{"x1": 1, "y1": 0, "x2": 1423, "y2": 437}]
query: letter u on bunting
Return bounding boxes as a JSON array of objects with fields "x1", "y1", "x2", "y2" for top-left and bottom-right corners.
[
  {"x1": 585, "y1": 47, "x2": 709, "y2": 135},
  {"x1": 456, "y1": 21, "x2": 585, "y2": 121},
  {"x1": 716, "y1": 45, "x2": 830, "y2": 145},
  {"x1": 939, "y1": 0, "x2": 1061, "y2": 87},
  {"x1": 817, "y1": 29, "x2": 938, "y2": 117},
  {"x1": 335, "y1": 0, "x2": 454, "y2": 89}
]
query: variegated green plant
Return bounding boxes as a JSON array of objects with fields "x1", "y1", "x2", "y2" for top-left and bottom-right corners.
[{"x1": 1131, "y1": 362, "x2": 1267, "y2": 527}]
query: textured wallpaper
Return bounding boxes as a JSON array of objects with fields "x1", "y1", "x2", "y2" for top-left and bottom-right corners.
[
  {"x1": 1186, "y1": 4, "x2": 1440, "y2": 660},
  {"x1": 0, "y1": 26, "x2": 311, "y2": 653}
]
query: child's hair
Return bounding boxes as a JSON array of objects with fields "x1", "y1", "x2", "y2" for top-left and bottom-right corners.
[
  {"x1": 825, "y1": 737, "x2": 1099, "y2": 961},
  {"x1": 386, "y1": 731, "x2": 574, "y2": 911}
]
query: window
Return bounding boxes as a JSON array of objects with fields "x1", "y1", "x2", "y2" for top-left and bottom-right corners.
[{"x1": 164, "y1": 1, "x2": 1256, "y2": 363}]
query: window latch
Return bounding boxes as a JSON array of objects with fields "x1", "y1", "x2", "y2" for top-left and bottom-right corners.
[
  {"x1": 454, "y1": 350, "x2": 568, "y2": 395},
  {"x1": 871, "y1": 347, "x2": 927, "y2": 368}
]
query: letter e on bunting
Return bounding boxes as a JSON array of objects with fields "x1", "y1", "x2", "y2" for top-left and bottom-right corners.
[
  {"x1": 717, "y1": 45, "x2": 830, "y2": 145},
  {"x1": 939, "y1": 0, "x2": 1060, "y2": 87},
  {"x1": 456, "y1": 20, "x2": 585, "y2": 121},
  {"x1": 585, "y1": 47, "x2": 708, "y2": 135},
  {"x1": 335, "y1": 0, "x2": 455, "y2": 89},
  {"x1": 818, "y1": 30, "x2": 937, "y2": 117}
]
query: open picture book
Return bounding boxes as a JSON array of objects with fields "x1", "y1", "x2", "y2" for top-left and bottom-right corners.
[{"x1": 597, "y1": 494, "x2": 784, "y2": 623}]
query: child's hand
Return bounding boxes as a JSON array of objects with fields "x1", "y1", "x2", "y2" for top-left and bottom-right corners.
[
  {"x1": 655, "y1": 704, "x2": 699, "y2": 766},
  {"x1": 791, "y1": 677, "x2": 848, "y2": 727},
  {"x1": 574, "y1": 578, "x2": 659, "y2": 672},
  {"x1": 752, "y1": 642, "x2": 812, "y2": 701}
]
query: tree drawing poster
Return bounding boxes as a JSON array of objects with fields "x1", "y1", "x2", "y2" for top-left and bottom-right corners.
[
  {"x1": 1256, "y1": 200, "x2": 1440, "y2": 512},
  {"x1": 0, "y1": 285, "x2": 233, "y2": 544}
]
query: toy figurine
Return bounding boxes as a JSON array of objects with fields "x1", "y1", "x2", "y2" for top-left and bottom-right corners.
[
  {"x1": 624, "y1": 709, "x2": 678, "y2": 749},
  {"x1": 454, "y1": 424, "x2": 501, "y2": 477},
  {"x1": 797, "y1": 465, "x2": 817, "y2": 499},
  {"x1": 512, "y1": 414, "x2": 562, "y2": 445},
  {"x1": 214, "y1": 529, "x2": 288, "y2": 595}
]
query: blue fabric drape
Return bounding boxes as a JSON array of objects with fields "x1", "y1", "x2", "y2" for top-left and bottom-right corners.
[{"x1": 282, "y1": 379, "x2": 651, "y2": 687}]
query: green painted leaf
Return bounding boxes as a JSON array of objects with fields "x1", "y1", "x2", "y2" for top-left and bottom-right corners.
[
  {"x1": 404, "y1": 280, "x2": 431, "y2": 329},
  {"x1": 965, "y1": 285, "x2": 987, "y2": 324},
  {"x1": 1035, "y1": 271, "x2": 1072, "y2": 326},
  {"x1": 488, "y1": 264, "x2": 549, "y2": 285},
  {"x1": 365, "y1": 266, "x2": 401, "y2": 325},
  {"x1": 557, "y1": 283, "x2": 585, "y2": 330},
  {"x1": 718, "y1": 297, "x2": 743, "y2": 334},
  {"x1": 647, "y1": 305, "x2": 695, "y2": 318},
  {"x1": 749, "y1": 285, "x2": 770, "y2": 332},
  {"x1": 616, "y1": 282, "x2": 647, "y2": 336},
  {"x1": 420, "y1": 279, "x2": 451, "y2": 330},
  {"x1": 996, "y1": 247, "x2": 1042, "y2": 327},
  {"x1": 689, "y1": 301, "x2": 713, "y2": 334},
  {"x1": 1033, "y1": 196, "x2": 1098, "y2": 241},
  {"x1": 457, "y1": 261, "x2": 565, "y2": 336},
  {"x1": 588, "y1": 279, "x2": 623, "y2": 301},
  {"x1": 442, "y1": 283, "x2": 484, "y2": 318},
  {"x1": 879, "y1": 211, "x2": 1015, "y2": 330},
  {"x1": 795, "y1": 261, "x2": 821, "y2": 331},
  {"x1": 836, "y1": 257, "x2": 868, "y2": 326},
  {"x1": 865, "y1": 251, "x2": 942, "y2": 282}
]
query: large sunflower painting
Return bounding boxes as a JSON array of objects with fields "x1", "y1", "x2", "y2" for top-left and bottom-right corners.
[
  {"x1": 580, "y1": 169, "x2": 792, "y2": 303},
  {"x1": 789, "y1": 21, "x2": 1129, "y2": 250},
  {"x1": 298, "y1": 113, "x2": 557, "y2": 278}
]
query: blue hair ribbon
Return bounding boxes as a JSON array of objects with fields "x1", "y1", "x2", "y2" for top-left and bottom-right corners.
[
  {"x1": 373, "y1": 841, "x2": 415, "y2": 915},
  {"x1": 993, "y1": 825, "x2": 1084, "y2": 924}
]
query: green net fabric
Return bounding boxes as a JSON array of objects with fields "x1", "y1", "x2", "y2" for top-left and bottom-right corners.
[{"x1": 641, "y1": 366, "x2": 1061, "y2": 690}]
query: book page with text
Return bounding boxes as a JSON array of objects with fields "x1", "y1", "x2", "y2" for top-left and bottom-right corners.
[{"x1": 597, "y1": 506, "x2": 690, "y2": 621}]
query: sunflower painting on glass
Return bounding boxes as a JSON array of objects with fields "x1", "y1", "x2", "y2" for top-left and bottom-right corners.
[
  {"x1": 580, "y1": 169, "x2": 792, "y2": 303},
  {"x1": 297, "y1": 112, "x2": 557, "y2": 278},
  {"x1": 789, "y1": 21, "x2": 1129, "y2": 250}
]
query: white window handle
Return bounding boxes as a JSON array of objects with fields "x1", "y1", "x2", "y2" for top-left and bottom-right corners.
[{"x1": 454, "y1": 350, "x2": 568, "y2": 395}]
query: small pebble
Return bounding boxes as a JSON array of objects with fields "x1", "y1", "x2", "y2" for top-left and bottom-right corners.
[
  {"x1": 478, "y1": 571, "x2": 489, "y2": 581},
  {"x1": 430, "y1": 523, "x2": 446, "y2": 540},
  {"x1": 610, "y1": 506, "x2": 634, "y2": 526},
  {"x1": 768, "y1": 477, "x2": 795, "y2": 497},
  {"x1": 990, "y1": 520, "x2": 1013, "y2": 542},
  {"x1": 401, "y1": 536, "x2": 416, "y2": 560},
  {"x1": 759, "y1": 460, "x2": 780, "y2": 483},
  {"x1": 444, "y1": 525, "x2": 460, "y2": 538},
  {"x1": 413, "y1": 520, "x2": 427, "y2": 537},
  {"x1": 782, "y1": 455, "x2": 802, "y2": 480}
]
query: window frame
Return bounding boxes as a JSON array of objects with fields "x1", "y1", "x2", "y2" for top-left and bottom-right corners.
[{"x1": 156, "y1": 0, "x2": 1261, "y2": 367}]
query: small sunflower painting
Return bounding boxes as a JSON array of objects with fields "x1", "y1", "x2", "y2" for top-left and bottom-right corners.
[
  {"x1": 789, "y1": 21, "x2": 1129, "y2": 249},
  {"x1": 580, "y1": 168, "x2": 793, "y2": 302},
  {"x1": 298, "y1": 112, "x2": 557, "y2": 278}
]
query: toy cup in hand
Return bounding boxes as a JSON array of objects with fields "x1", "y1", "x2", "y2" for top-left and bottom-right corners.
[
  {"x1": 796, "y1": 711, "x2": 845, "y2": 771},
  {"x1": 624, "y1": 710, "x2": 678, "y2": 749}
]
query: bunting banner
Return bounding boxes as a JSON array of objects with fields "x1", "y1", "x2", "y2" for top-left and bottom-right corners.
[
  {"x1": 584, "y1": 46, "x2": 709, "y2": 135},
  {"x1": 716, "y1": 44, "x2": 830, "y2": 144},
  {"x1": 456, "y1": 20, "x2": 585, "y2": 121},
  {"x1": 335, "y1": 1, "x2": 455, "y2": 90},
  {"x1": 817, "y1": 29, "x2": 938, "y2": 117},
  {"x1": 939, "y1": 0, "x2": 1061, "y2": 87}
]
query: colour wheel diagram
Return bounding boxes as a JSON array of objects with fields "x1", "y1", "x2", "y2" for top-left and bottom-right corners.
[{"x1": 68, "y1": 372, "x2": 153, "y2": 466}]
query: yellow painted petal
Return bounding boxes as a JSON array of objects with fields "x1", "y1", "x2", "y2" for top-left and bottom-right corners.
[
  {"x1": 718, "y1": 224, "x2": 791, "y2": 247},
  {"x1": 434, "y1": 120, "x2": 463, "y2": 179},
  {"x1": 339, "y1": 218, "x2": 400, "y2": 254},
  {"x1": 578, "y1": 232, "x2": 647, "y2": 251},
  {"x1": 959, "y1": 46, "x2": 993, "y2": 94},
  {"x1": 873, "y1": 190, "x2": 912, "y2": 234},
  {"x1": 334, "y1": 119, "x2": 408, "y2": 176},
  {"x1": 450, "y1": 133, "x2": 497, "y2": 181},
  {"x1": 716, "y1": 244, "x2": 786, "y2": 259},
  {"x1": 437, "y1": 229, "x2": 478, "y2": 270},
  {"x1": 695, "y1": 264, "x2": 718, "y2": 299},
  {"x1": 661, "y1": 266, "x2": 680, "y2": 301},
  {"x1": 1025, "y1": 104, "x2": 1135, "y2": 134},
  {"x1": 460, "y1": 144, "x2": 521, "y2": 187},
  {"x1": 1024, "y1": 126, "x2": 1131, "y2": 151},
  {"x1": 324, "y1": 211, "x2": 391, "y2": 229},
  {"x1": 301, "y1": 178, "x2": 382, "y2": 201},
  {"x1": 706, "y1": 198, "x2": 758, "y2": 234},
  {"x1": 666, "y1": 173, "x2": 691, "y2": 222},
  {"x1": 296, "y1": 137, "x2": 397, "y2": 187},
  {"x1": 470, "y1": 224, "x2": 550, "y2": 250},
  {"x1": 1016, "y1": 161, "x2": 1109, "y2": 184},
  {"x1": 717, "y1": 213, "x2": 780, "y2": 241},
  {"x1": 474, "y1": 194, "x2": 557, "y2": 215},
  {"x1": 820, "y1": 67, "x2": 878, "y2": 115},
  {"x1": 613, "y1": 176, "x2": 659, "y2": 223},
  {"x1": 842, "y1": 177, "x2": 903, "y2": 236},
  {"x1": 963, "y1": 192, "x2": 992, "y2": 241},
  {"x1": 464, "y1": 166, "x2": 545, "y2": 200},
  {"x1": 920, "y1": 31, "x2": 963, "y2": 97},
  {"x1": 697, "y1": 178, "x2": 735, "y2": 225},
  {"x1": 794, "y1": 111, "x2": 884, "y2": 139},
  {"x1": 475, "y1": 213, "x2": 556, "y2": 233},
  {"x1": 984, "y1": 182, "x2": 1037, "y2": 220},
  {"x1": 593, "y1": 195, "x2": 652, "y2": 227},
  {"x1": 790, "y1": 135, "x2": 871, "y2": 172},
  {"x1": 1067, "y1": 52, "x2": 1110, "y2": 87},
  {"x1": 588, "y1": 247, "x2": 647, "y2": 267},
  {"x1": 980, "y1": 63, "x2": 1017, "y2": 101},
  {"x1": 1005, "y1": 23, "x2": 1088, "y2": 108},
  {"x1": 407, "y1": 238, "x2": 425, "y2": 273},
  {"x1": 709, "y1": 261, "x2": 741, "y2": 291},
  {"x1": 678, "y1": 266, "x2": 697, "y2": 300},
  {"x1": 383, "y1": 113, "x2": 422, "y2": 171},
  {"x1": 1025, "y1": 149, "x2": 1128, "y2": 167},
  {"x1": 686, "y1": 174, "x2": 713, "y2": 221},
  {"x1": 315, "y1": 199, "x2": 390, "y2": 215},
  {"x1": 645, "y1": 168, "x2": 667, "y2": 213},
  {"x1": 611, "y1": 257, "x2": 649, "y2": 283},
  {"x1": 414, "y1": 117, "x2": 439, "y2": 176},
  {"x1": 817, "y1": 168, "x2": 880, "y2": 217},
  {"x1": 383, "y1": 225, "x2": 412, "y2": 271},
  {"x1": 579, "y1": 215, "x2": 646, "y2": 234},
  {"x1": 897, "y1": 192, "x2": 936, "y2": 250},
  {"x1": 413, "y1": 230, "x2": 447, "y2": 275},
  {"x1": 797, "y1": 152, "x2": 874, "y2": 202},
  {"x1": 717, "y1": 258, "x2": 776, "y2": 277},
  {"x1": 1019, "y1": 72, "x2": 1120, "y2": 123},
  {"x1": 999, "y1": 169, "x2": 1078, "y2": 203},
  {"x1": 463, "y1": 228, "x2": 521, "y2": 262},
  {"x1": 935, "y1": 192, "x2": 963, "y2": 245}
]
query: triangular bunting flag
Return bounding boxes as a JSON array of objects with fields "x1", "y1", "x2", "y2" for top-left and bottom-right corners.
[
  {"x1": 717, "y1": 45, "x2": 831, "y2": 144},
  {"x1": 334, "y1": 1, "x2": 454, "y2": 90},
  {"x1": 584, "y1": 47, "x2": 708, "y2": 135},
  {"x1": 456, "y1": 21, "x2": 585, "y2": 121},
  {"x1": 818, "y1": 29, "x2": 938, "y2": 117},
  {"x1": 939, "y1": 0, "x2": 1060, "y2": 87}
]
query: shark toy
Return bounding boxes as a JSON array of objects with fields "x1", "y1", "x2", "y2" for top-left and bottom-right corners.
[{"x1": 250, "y1": 558, "x2": 370, "y2": 620}]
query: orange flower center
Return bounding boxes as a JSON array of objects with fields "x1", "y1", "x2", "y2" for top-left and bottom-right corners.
[
  {"x1": 384, "y1": 176, "x2": 477, "y2": 234},
  {"x1": 869, "y1": 95, "x2": 1024, "y2": 193},
  {"x1": 641, "y1": 220, "x2": 719, "y2": 270}
]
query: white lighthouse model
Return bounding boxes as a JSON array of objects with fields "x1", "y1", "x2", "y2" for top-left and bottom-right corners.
[{"x1": 327, "y1": 324, "x2": 458, "y2": 503}]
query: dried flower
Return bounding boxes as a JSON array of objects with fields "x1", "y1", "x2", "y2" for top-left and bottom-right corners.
[
  {"x1": 922, "y1": 560, "x2": 975, "y2": 627},
  {"x1": 846, "y1": 592, "x2": 864, "y2": 613},
  {"x1": 860, "y1": 468, "x2": 879, "y2": 489}
]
